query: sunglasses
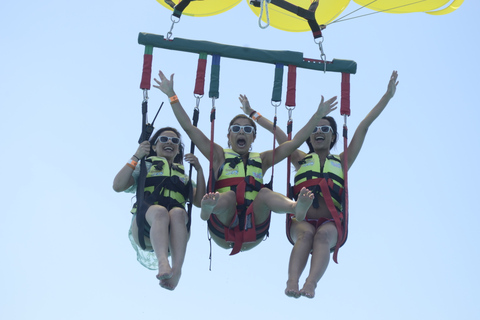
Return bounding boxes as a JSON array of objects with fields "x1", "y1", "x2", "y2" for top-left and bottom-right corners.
[
  {"x1": 312, "y1": 125, "x2": 333, "y2": 134},
  {"x1": 229, "y1": 125, "x2": 255, "y2": 134},
  {"x1": 156, "y1": 135, "x2": 180, "y2": 145}
]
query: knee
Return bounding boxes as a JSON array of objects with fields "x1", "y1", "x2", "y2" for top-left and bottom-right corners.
[
  {"x1": 256, "y1": 187, "x2": 272, "y2": 199},
  {"x1": 314, "y1": 227, "x2": 337, "y2": 247},
  {"x1": 147, "y1": 205, "x2": 169, "y2": 222},
  {"x1": 296, "y1": 229, "x2": 315, "y2": 243},
  {"x1": 169, "y1": 208, "x2": 187, "y2": 225}
]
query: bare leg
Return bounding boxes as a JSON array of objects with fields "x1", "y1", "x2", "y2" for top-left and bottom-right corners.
[
  {"x1": 160, "y1": 208, "x2": 188, "y2": 291},
  {"x1": 285, "y1": 221, "x2": 315, "y2": 298},
  {"x1": 300, "y1": 222, "x2": 337, "y2": 299},
  {"x1": 145, "y1": 205, "x2": 173, "y2": 281},
  {"x1": 253, "y1": 187, "x2": 313, "y2": 223},
  {"x1": 200, "y1": 191, "x2": 236, "y2": 225}
]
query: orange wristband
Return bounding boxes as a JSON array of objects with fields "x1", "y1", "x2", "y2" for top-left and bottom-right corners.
[
  {"x1": 169, "y1": 95, "x2": 179, "y2": 104},
  {"x1": 126, "y1": 159, "x2": 138, "y2": 169},
  {"x1": 252, "y1": 112, "x2": 262, "y2": 122}
]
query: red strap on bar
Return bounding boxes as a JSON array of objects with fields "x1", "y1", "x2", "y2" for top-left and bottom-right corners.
[
  {"x1": 140, "y1": 54, "x2": 153, "y2": 90},
  {"x1": 286, "y1": 65, "x2": 297, "y2": 107},
  {"x1": 341, "y1": 73, "x2": 350, "y2": 116},
  {"x1": 194, "y1": 56, "x2": 207, "y2": 96}
]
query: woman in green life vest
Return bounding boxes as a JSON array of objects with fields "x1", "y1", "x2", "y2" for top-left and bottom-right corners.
[
  {"x1": 113, "y1": 127, "x2": 206, "y2": 291},
  {"x1": 242, "y1": 71, "x2": 399, "y2": 299}
]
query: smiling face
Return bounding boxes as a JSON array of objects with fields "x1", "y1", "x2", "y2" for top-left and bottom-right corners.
[
  {"x1": 308, "y1": 118, "x2": 336, "y2": 152},
  {"x1": 153, "y1": 130, "x2": 180, "y2": 162},
  {"x1": 227, "y1": 115, "x2": 256, "y2": 155}
]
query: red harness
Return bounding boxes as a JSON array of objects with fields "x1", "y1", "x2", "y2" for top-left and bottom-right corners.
[
  {"x1": 293, "y1": 177, "x2": 347, "y2": 263},
  {"x1": 210, "y1": 177, "x2": 268, "y2": 255}
]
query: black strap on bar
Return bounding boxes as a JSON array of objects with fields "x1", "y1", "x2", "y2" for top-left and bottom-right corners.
[
  {"x1": 136, "y1": 100, "x2": 150, "y2": 250},
  {"x1": 250, "y1": 0, "x2": 323, "y2": 39},
  {"x1": 135, "y1": 102, "x2": 163, "y2": 250},
  {"x1": 173, "y1": 0, "x2": 192, "y2": 18}
]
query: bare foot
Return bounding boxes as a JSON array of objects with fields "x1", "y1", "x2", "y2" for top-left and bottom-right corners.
[
  {"x1": 159, "y1": 269, "x2": 182, "y2": 291},
  {"x1": 200, "y1": 192, "x2": 220, "y2": 220},
  {"x1": 294, "y1": 188, "x2": 313, "y2": 221},
  {"x1": 300, "y1": 281, "x2": 316, "y2": 299},
  {"x1": 156, "y1": 261, "x2": 173, "y2": 281},
  {"x1": 285, "y1": 279, "x2": 300, "y2": 298}
]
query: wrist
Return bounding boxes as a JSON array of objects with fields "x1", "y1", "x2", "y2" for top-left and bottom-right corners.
[
  {"x1": 126, "y1": 159, "x2": 138, "y2": 170},
  {"x1": 169, "y1": 94, "x2": 179, "y2": 105}
]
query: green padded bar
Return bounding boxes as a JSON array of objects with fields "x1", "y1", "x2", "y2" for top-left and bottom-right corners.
[
  {"x1": 138, "y1": 32, "x2": 357, "y2": 74},
  {"x1": 272, "y1": 63, "x2": 284, "y2": 102}
]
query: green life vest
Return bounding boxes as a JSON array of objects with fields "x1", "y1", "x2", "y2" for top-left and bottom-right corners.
[
  {"x1": 131, "y1": 156, "x2": 190, "y2": 214},
  {"x1": 294, "y1": 153, "x2": 344, "y2": 210}
]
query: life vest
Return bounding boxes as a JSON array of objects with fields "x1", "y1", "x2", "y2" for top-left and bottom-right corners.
[
  {"x1": 208, "y1": 149, "x2": 266, "y2": 255},
  {"x1": 291, "y1": 153, "x2": 347, "y2": 263},
  {"x1": 132, "y1": 156, "x2": 191, "y2": 215}
]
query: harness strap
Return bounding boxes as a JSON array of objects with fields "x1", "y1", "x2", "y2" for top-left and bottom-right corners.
[
  {"x1": 172, "y1": 0, "x2": 192, "y2": 18},
  {"x1": 269, "y1": 0, "x2": 323, "y2": 40},
  {"x1": 213, "y1": 176, "x2": 265, "y2": 255},
  {"x1": 227, "y1": 204, "x2": 257, "y2": 255},
  {"x1": 318, "y1": 179, "x2": 345, "y2": 264}
]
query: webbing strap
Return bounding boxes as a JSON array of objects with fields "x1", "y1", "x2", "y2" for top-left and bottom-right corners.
[
  {"x1": 208, "y1": 106, "x2": 216, "y2": 193},
  {"x1": 286, "y1": 119, "x2": 293, "y2": 199},
  {"x1": 209, "y1": 55, "x2": 220, "y2": 99},
  {"x1": 319, "y1": 179, "x2": 344, "y2": 264},
  {"x1": 140, "y1": 46, "x2": 153, "y2": 90},
  {"x1": 269, "y1": 0, "x2": 323, "y2": 40},
  {"x1": 172, "y1": 0, "x2": 192, "y2": 18},
  {"x1": 136, "y1": 100, "x2": 150, "y2": 250},
  {"x1": 272, "y1": 63, "x2": 284, "y2": 103},
  {"x1": 286, "y1": 65, "x2": 297, "y2": 107},
  {"x1": 194, "y1": 53, "x2": 207, "y2": 96},
  {"x1": 341, "y1": 73, "x2": 351, "y2": 116}
]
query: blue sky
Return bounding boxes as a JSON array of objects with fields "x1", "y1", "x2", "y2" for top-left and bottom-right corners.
[{"x1": 1, "y1": 1, "x2": 479, "y2": 319}]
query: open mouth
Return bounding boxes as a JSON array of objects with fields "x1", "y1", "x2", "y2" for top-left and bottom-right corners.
[
  {"x1": 315, "y1": 136, "x2": 325, "y2": 141},
  {"x1": 163, "y1": 146, "x2": 174, "y2": 151},
  {"x1": 237, "y1": 138, "x2": 246, "y2": 148}
]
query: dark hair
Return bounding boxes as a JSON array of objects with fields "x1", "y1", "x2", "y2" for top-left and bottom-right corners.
[
  {"x1": 148, "y1": 127, "x2": 184, "y2": 164},
  {"x1": 228, "y1": 114, "x2": 257, "y2": 137},
  {"x1": 306, "y1": 116, "x2": 338, "y2": 153}
]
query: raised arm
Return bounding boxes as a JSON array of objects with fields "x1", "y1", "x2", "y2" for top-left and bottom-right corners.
[
  {"x1": 239, "y1": 94, "x2": 306, "y2": 170},
  {"x1": 239, "y1": 94, "x2": 289, "y2": 144},
  {"x1": 153, "y1": 70, "x2": 225, "y2": 167},
  {"x1": 341, "y1": 70, "x2": 399, "y2": 170},
  {"x1": 261, "y1": 95, "x2": 338, "y2": 170}
]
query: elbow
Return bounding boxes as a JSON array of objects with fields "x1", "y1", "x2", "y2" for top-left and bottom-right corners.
[{"x1": 112, "y1": 183, "x2": 124, "y2": 193}]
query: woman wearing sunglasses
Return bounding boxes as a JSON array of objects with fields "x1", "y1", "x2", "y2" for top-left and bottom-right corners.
[
  {"x1": 153, "y1": 70, "x2": 337, "y2": 255},
  {"x1": 113, "y1": 127, "x2": 205, "y2": 290},
  {"x1": 242, "y1": 71, "x2": 399, "y2": 298}
]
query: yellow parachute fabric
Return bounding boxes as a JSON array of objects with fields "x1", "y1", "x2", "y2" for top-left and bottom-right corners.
[
  {"x1": 246, "y1": 0, "x2": 350, "y2": 32},
  {"x1": 156, "y1": 0, "x2": 241, "y2": 17},
  {"x1": 353, "y1": 0, "x2": 463, "y2": 15},
  {"x1": 426, "y1": 0, "x2": 464, "y2": 15}
]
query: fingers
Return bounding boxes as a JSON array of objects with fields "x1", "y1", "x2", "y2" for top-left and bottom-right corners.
[{"x1": 184, "y1": 153, "x2": 198, "y2": 163}]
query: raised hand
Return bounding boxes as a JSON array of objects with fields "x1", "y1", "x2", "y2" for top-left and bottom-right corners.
[
  {"x1": 386, "y1": 70, "x2": 399, "y2": 99},
  {"x1": 317, "y1": 95, "x2": 338, "y2": 117},
  {"x1": 239, "y1": 94, "x2": 254, "y2": 115},
  {"x1": 153, "y1": 70, "x2": 175, "y2": 97}
]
